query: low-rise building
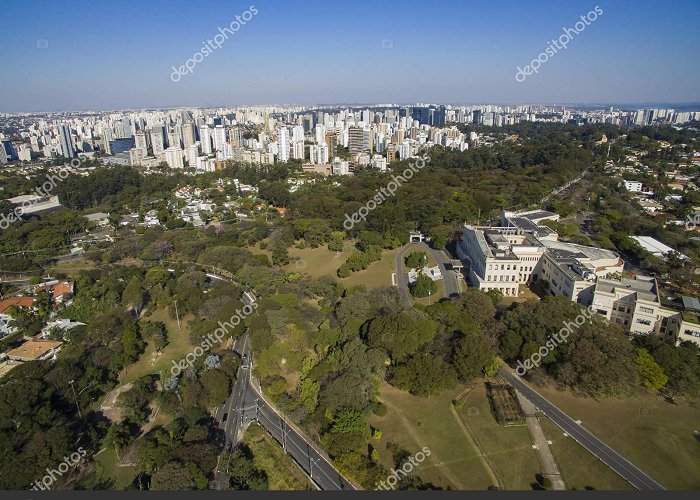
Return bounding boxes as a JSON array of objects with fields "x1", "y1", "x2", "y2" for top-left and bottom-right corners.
[{"x1": 6, "y1": 339, "x2": 62, "y2": 362}]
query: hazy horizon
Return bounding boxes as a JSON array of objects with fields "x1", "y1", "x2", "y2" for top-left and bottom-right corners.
[{"x1": 1, "y1": 0, "x2": 699, "y2": 112}]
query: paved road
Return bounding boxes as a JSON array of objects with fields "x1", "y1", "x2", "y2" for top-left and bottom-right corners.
[
  {"x1": 213, "y1": 334, "x2": 252, "y2": 489},
  {"x1": 500, "y1": 367, "x2": 665, "y2": 491},
  {"x1": 251, "y1": 386, "x2": 356, "y2": 490},
  {"x1": 394, "y1": 246, "x2": 413, "y2": 307},
  {"x1": 394, "y1": 242, "x2": 460, "y2": 306},
  {"x1": 422, "y1": 243, "x2": 460, "y2": 298},
  {"x1": 213, "y1": 333, "x2": 357, "y2": 491}
]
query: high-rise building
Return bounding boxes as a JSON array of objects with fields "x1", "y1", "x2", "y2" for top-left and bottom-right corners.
[
  {"x1": 324, "y1": 131, "x2": 338, "y2": 156},
  {"x1": 292, "y1": 125, "x2": 304, "y2": 143},
  {"x1": 109, "y1": 137, "x2": 135, "y2": 155},
  {"x1": 59, "y1": 124, "x2": 75, "y2": 158},
  {"x1": 185, "y1": 145, "x2": 199, "y2": 167},
  {"x1": 277, "y1": 127, "x2": 289, "y2": 162},
  {"x1": 348, "y1": 126, "x2": 367, "y2": 154},
  {"x1": 292, "y1": 141, "x2": 305, "y2": 160},
  {"x1": 310, "y1": 143, "x2": 329, "y2": 164},
  {"x1": 315, "y1": 124, "x2": 326, "y2": 144},
  {"x1": 134, "y1": 131, "x2": 148, "y2": 153},
  {"x1": 213, "y1": 125, "x2": 226, "y2": 152},
  {"x1": 1, "y1": 141, "x2": 18, "y2": 161},
  {"x1": 164, "y1": 147, "x2": 184, "y2": 168},
  {"x1": 150, "y1": 128, "x2": 165, "y2": 156},
  {"x1": 200, "y1": 125, "x2": 212, "y2": 154},
  {"x1": 182, "y1": 123, "x2": 195, "y2": 147}
]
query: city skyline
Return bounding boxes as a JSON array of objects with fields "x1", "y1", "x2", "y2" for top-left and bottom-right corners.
[{"x1": 1, "y1": 0, "x2": 699, "y2": 112}]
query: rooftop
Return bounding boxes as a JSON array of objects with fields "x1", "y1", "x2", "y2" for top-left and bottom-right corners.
[
  {"x1": 0, "y1": 296, "x2": 35, "y2": 314},
  {"x1": 6, "y1": 340, "x2": 62, "y2": 361},
  {"x1": 595, "y1": 277, "x2": 659, "y2": 303}
]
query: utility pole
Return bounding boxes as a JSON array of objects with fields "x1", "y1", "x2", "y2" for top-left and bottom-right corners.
[
  {"x1": 174, "y1": 300, "x2": 181, "y2": 330},
  {"x1": 68, "y1": 379, "x2": 82, "y2": 418}
]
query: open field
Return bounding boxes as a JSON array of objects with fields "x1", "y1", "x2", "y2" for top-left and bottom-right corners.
[
  {"x1": 90, "y1": 447, "x2": 138, "y2": 490},
  {"x1": 534, "y1": 384, "x2": 700, "y2": 490},
  {"x1": 342, "y1": 247, "x2": 401, "y2": 290},
  {"x1": 119, "y1": 308, "x2": 197, "y2": 385},
  {"x1": 368, "y1": 382, "x2": 496, "y2": 490},
  {"x1": 45, "y1": 257, "x2": 97, "y2": 275},
  {"x1": 455, "y1": 383, "x2": 540, "y2": 490},
  {"x1": 242, "y1": 422, "x2": 314, "y2": 490},
  {"x1": 538, "y1": 418, "x2": 634, "y2": 490},
  {"x1": 282, "y1": 244, "x2": 401, "y2": 290},
  {"x1": 283, "y1": 245, "x2": 354, "y2": 279}
]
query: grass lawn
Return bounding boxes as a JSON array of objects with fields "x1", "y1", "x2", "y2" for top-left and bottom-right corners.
[
  {"x1": 242, "y1": 422, "x2": 314, "y2": 490},
  {"x1": 500, "y1": 284, "x2": 540, "y2": 307},
  {"x1": 283, "y1": 245, "x2": 354, "y2": 279},
  {"x1": 89, "y1": 447, "x2": 138, "y2": 490},
  {"x1": 534, "y1": 384, "x2": 700, "y2": 490},
  {"x1": 342, "y1": 248, "x2": 401, "y2": 290},
  {"x1": 412, "y1": 279, "x2": 444, "y2": 306},
  {"x1": 45, "y1": 257, "x2": 97, "y2": 275},
  {"x1": 119, "y1": 308, "x2": 197, "y2": 385},
  {"x1": 538, "y1": 418, "x2": 634, "y2": 490},
  {"x1": 454, "y1": 383, "x2": 541, "y2": 490},
  {"x1": 368, "y1": 382, "x2": 496, "y2": 490}
]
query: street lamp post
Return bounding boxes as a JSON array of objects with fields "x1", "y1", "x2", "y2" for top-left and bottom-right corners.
[{"x1": 68, "y1": 379, "x2": 81, "y2": 418}]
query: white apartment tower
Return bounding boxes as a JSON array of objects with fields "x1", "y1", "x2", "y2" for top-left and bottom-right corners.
[
  {"x1": 200, "y1": 125, "x2": 212, "y2": 155},
  {"x1": 277, "y1": 127, "x2": 290, "y2": 162},
  {"x1": 310, "y1": 143, "x2": 329, "y2": 164},
  {"x1": 213, "y1": 125, "x2": 226, "y2": 153}
]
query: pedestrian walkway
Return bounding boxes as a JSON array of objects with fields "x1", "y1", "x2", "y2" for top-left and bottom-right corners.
[{"x1": 515, "y1": 391, "x2": 566, "y2": 490}]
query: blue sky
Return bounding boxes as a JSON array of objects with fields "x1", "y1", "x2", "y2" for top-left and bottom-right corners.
[{"x1": 1, "y1": 0, "x2": 699, "y2": 111}]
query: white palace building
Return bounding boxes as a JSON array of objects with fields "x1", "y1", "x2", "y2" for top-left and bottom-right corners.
[{"x1": 456, "y1": 209, "x2": 700, "y2": 346}]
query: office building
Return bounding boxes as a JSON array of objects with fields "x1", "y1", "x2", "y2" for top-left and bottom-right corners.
[{"x1": 59, "y1": 124, "x2": 75, "y2": 158}]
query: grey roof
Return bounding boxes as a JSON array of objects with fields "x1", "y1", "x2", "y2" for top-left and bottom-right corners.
[
  {"x1": 84, "y1": 212, "x2": 110, "y2": 221},
  {"x1": 522, "y1": 210, "x2": 556, "y2": 221},
  {"x1": 507, "y1": 217, "x2": 555, "y2": 237},
  {"x1": 595, "y1": 278, "x2": 659, "y2": 303},
  {"x1": 682, "y1": 296, "x2": 700, "y2": 312},
  {"x1": 539, "y1": 239, "x2": 619, "y2": 262}
]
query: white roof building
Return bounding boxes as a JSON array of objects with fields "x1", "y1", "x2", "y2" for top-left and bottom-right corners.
[{"x1": 631, "y1": 236, "x2": 687, "y2": 260}]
